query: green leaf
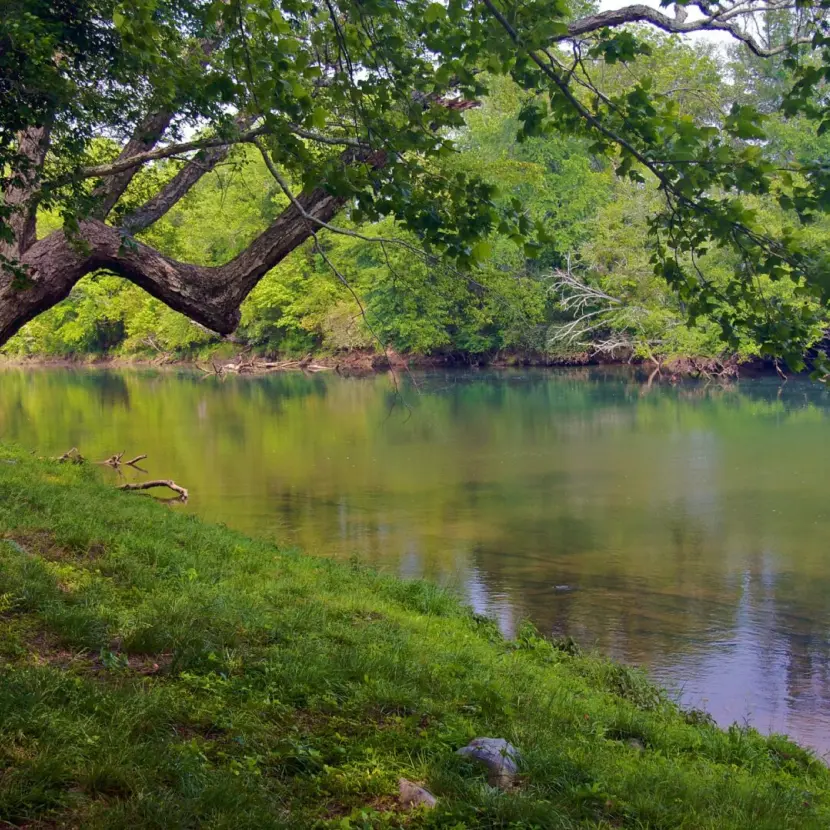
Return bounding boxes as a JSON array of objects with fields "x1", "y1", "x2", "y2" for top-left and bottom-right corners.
[
  {"x1": 424, "y1": 3, "x2": 447, "y2": 23},
  {"x1": 471, "y1": 240, "x2": 493, "y2": 261}
]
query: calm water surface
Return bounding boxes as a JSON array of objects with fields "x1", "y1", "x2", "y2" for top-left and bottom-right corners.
[{"x1": 2, "y1": 366, "x2": 830, "y2": 754}]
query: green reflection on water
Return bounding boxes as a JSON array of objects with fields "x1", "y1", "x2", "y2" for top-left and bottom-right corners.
[{"x1": 2, "y1": 366, "x2": 830, "y2": 753}]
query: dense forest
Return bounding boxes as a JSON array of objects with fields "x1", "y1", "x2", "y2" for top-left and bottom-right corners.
[{"x1": 3, "y1": 7, "x2": 829, "y2": 368}]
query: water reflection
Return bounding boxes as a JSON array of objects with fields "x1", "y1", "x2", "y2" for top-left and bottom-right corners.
[{"x1": 2, "y1": 366, "x2": 830, "y2": 753}]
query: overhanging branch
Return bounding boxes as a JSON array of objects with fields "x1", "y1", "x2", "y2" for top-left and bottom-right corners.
[
  {"x1": 563, "y1": 2, "x2": 814, "y2": 57},
  {"x1": 79, "y1": 126, "x2": 366, "y2": 182}
]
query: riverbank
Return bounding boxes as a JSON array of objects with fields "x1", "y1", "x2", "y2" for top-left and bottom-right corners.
[
  {"x1": 0, "y1": 446, "x2": 828, "y2": 828},
  {"x1": 0, "y1": 347, "x2": 763, "y2": 379}
]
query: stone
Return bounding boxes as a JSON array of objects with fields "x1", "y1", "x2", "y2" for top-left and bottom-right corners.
[
  {"x1": 456, "y1": 737, "x2": 521, "y2": 788},
  {"x1": 626, "y1": 738, "x2": 645, "y2": 752},
  {"x1": 398, "y1": 778, "x2": 437, "y2": 809}
]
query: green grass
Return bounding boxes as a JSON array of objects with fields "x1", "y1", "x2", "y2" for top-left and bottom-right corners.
[{"x1": 0, "y1": 446, "x2": 828, "y2": 828}]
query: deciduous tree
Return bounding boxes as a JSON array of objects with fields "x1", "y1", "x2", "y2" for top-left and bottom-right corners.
[{"x1": 2, "y1": 0, "x2": 829, "y2": 366}]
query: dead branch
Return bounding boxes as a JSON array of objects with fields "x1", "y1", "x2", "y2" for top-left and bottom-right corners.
[
  {"x1": 55, "y1": 447, "x2": 84, "y2": 463},
  {"x1": 95, "y1": 451, "x2": 149, "y2": 469},
  {"x1": 118, "y1": 480, "x2": 189, "y2": 502},
  {"x1": 195, "y1": 355, "x2": 337, "y2": 375}
]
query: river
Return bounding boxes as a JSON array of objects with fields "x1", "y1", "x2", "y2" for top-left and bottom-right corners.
[{"x1": 2, "y1": 365, "x2": 830, "y2": 755}]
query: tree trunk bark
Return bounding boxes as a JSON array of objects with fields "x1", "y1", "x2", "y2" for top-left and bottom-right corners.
[
  {"x1": 0, "y1": 126, "x2": 51, "y2": 259},
  {"x1": 91, "y1": 110, "x2": 174, "y2": 220},
  {"x1": 0, "y1": 182, "x2": 352, "y2": 346}
]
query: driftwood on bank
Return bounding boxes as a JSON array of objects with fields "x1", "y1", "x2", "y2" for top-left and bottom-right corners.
[
  {"x1": 54, "y1": 449, "x2": 188, "y2": 503},
  {"x1": 96, "y1": 451, "x2": 148, "y2": 470},
  {"x1": 117, "y1": 479, "x2": 189, "y2": 501},
  {"x1": 196, "y1": 353, "x2": 333, "y2": 377},
  {"x1": 55, "y1": 447, "x2": 84, "y2": 464}
]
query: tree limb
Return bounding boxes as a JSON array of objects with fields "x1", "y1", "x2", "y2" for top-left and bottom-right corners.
[
  {"x1": 80, "y1": 129, "x2": 270, "y2": 180},
  {"x1": 1, "y1": 125, "x2": 52, "y2": 258},
  {"x1": 0, "y1": 146, "x2": 388, "y2": 345},
  {"x1": 563, "y1": 2, "x2": 814, "y2": 57},
  {"x1": 80, "y1": 126, "x2": 364, "y2": 182},
  {"x1": 253, "y1": 138, "x2": 447, "y2": 266},
  {"x1": 91, "y1": 110, "x2": 174, "y2": 221},
  {"x1": 121, "y1": 115, "x2": 259, "y2": 234}
]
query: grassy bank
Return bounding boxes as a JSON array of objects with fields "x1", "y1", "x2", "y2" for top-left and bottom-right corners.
[{"x1": 0, "y1": 447, "x2": 828, "y2": 829}]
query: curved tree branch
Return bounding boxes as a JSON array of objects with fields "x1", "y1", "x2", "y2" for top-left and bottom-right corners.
[
  {"x1": 80, "y1": 126, "x2": 365, "y2": 182},
  {"x1": 121, "y1": 115, "x2": 259, "y2": 234},
  {"x1": 0, "y1": 147, "x2": 387, "y2": 345},
  {"x1": 80, "y1": 129, "x2": 271, "y2": 179},
  {"x1": 563, "y1": 2, "x2": 814, "y2": 57}
]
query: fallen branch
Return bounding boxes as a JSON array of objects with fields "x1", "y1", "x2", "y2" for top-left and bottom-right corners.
[
  {"x1": 97, "y1": 452, "x2": 148, "y2": 469},
  {"x1": 118, "y1": 480, "x2": 189, "y2": 502},
  {"x1": 51, "y1": 447, "x2": 186, "y2": 501},
  {"x1": 55, "y1": 447, "x2": 84, "y2": 463}
]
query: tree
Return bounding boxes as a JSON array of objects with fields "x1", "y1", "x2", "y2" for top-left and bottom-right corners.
[{"x1": 2, "y1": 0, "x2": 829, "y2": 367}]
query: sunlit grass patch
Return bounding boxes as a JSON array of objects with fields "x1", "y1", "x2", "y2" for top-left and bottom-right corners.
[{"x1": 0, "y1": 444, "x2": 828, "y2": 828}]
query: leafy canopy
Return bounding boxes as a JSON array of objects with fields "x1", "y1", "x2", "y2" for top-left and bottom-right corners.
[{"x1": 4, "y1": 0, "x2": 830, "y2": 366}]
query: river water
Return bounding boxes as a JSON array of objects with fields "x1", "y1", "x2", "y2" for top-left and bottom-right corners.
[{"x1": 2, "y1": 366, "x2": 830, "y2": 754}]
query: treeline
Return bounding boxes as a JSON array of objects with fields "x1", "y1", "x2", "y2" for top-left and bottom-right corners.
[{"x1": 5, "y1": 20, "x2": 830, "y2": 365}]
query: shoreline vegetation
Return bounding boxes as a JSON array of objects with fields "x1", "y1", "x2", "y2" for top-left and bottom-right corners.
[
  {"x1": 1, "y1": 447, "x2": 829, "y2": 828},
  {"x1": 0, "y1": 348, "x2": 774, "y2": 380}
]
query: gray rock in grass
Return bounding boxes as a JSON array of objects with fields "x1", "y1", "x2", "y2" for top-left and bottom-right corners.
[
  {"x1": 398, "y1": 778, "x2": 437, "y2": 809},
  {"x1": 457, "y1": 737, "x2": 521, "y2": 788}
]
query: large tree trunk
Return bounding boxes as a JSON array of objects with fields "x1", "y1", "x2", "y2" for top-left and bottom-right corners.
[
  {"x1": 0, "y1": 183, "x2": 349, "y2": 345},
  {"x1": 0, "y1": 126, "x2": 51, "y2": 260}
]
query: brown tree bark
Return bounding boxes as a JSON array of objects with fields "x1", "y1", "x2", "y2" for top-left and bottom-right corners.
[
  {"x1": 91, "y1": 110, "x2": 174, "y2": 221},
  {"x1": 0, "y1": 126, "x2": 51, "y2": 259},
  {"x1": 121, "y1": 114, "x2": 258, "y2": 234},
  {"x1": 0, "y1": 181, "x2": 352, "y2": 345}
]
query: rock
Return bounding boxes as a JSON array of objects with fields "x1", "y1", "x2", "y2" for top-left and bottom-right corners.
[
  {"x1": 626, "y1": 738, "x2": 645, "y2": 752},
  {"x1": 398, "y1": 778, "x2": 436, "y2": 809},
  {"x1": 457, "y1": 737, "x2": 521, "y2": 788}
]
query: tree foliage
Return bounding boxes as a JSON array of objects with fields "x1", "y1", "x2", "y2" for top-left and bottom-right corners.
[{"x1": 2, "y1": 0, "x2": 830, "y2": 367}]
